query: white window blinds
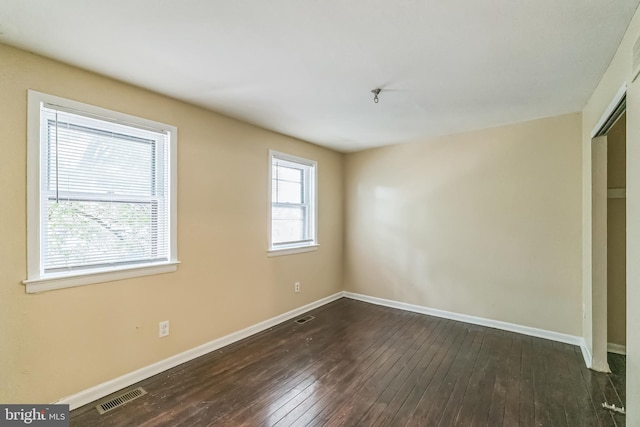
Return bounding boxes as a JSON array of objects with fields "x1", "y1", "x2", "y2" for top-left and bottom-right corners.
[{"x1": 40, "y1": 104, "x2": 170, "y2": 273}]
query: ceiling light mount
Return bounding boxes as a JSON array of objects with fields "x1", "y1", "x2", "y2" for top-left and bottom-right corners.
[{"x1": 371, "y1": 88, "x2": 381, "y2": 104}]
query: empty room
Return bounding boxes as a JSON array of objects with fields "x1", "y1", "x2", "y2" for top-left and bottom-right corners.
[{"x1": 1, "y1": 1, "x2": 639, "y2": 426}]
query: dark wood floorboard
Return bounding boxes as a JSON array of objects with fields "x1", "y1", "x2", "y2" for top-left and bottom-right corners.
[
  {"x1": 390, "y1": 319, "x2": 469, "y2": 426},
  {"x1": 381, "y1": 320, "x2": 462, "y2": 426},
  {"x1": 225, "y1": 306, "x2": 405, "y2": 426},
  {"x1": 608, "y1": 352, "x2": 626, "y2": 408},
  {"x1": 518, "y1": 335, "x2": 536, "y2": 426},
  {"x1": 307, "y1": 315, "x2": 442, "y2": 426},
  {"x1": 71, "y1": 298, "x2": 626, "y2": 427},
  {"x1": 272, "y1": 312, "x2": 424, "y2": 426},
  {"x1": 575, "y1": 347, "x2": 617, "y2": 427},
  {"x1": 501, "y1": 333, "x2": 522, "y2": 426},
  {"x1": 370, "y1": 319, "x2": 456, "y2": 427},
  {"x1": 427, "y1": 328, "x2": 484, "y2": 426},
  {"x1": 349, "y1": 319, "x2": 448, "y2": 427},
  {"x1": 477, "y1": 330, "x2": 511, "y2": 426}
]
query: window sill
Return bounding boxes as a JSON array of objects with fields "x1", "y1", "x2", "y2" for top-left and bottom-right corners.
[
  {"x1": 23, "y1": 261, "x2": 181, "y2": 294},
  {"x1": 267, "y1": 245, "x2": 319, "y2": 257}
]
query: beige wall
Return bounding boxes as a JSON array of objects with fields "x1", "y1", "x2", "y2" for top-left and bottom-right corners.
[
  {"x1": 607, "y1": 114, "x2": 626, "y2": 347},
  {"x1": 582, "y1": 4, "x2": 640, "y2": 422},
  {"x1": 0, "y1": 43, "x2": 344, "y2": 404},
  {"x1": 344, "y1": 113, "x2": 583, "y2": 335}
]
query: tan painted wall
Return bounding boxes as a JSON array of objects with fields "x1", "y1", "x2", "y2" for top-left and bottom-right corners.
[
  {"x1": 0, "y1": 43, "x2": 344, "y2": 404},
  {"x1": 582, "y1": 4, "x2": 640, "y2": 422},
  {"x1": 607, "y1": 114, "x2": 626, "y2": 347},
  {"x1": 344, "y1": 113, "x2": 583, "y2": 335}
]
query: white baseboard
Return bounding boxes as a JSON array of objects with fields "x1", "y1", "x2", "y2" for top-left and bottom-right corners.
[
  {"x1": 581, "y1": 343, "x2": 593, "y2": 369},
  {"x1": 608, "y1": 342, "x2": 627, "y2": 355},
  {"x1": 343, "y1": 292, "x2": 584, "y2": 347},
  {"x1": 57, "y1": 292, "x2": 344, "y2": 410}
]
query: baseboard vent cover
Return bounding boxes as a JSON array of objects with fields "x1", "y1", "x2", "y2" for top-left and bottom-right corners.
[
  {"x1": 96, "y1": 387, "x2": 147, "y2": 415},
  {"x1": 295, "y1": 315, "x2": 315, "y2": 324}
]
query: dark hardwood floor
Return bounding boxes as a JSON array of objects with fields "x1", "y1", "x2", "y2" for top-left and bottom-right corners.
[{"x1": 71, "y1": 298, "x2": 626, "y2": 426}]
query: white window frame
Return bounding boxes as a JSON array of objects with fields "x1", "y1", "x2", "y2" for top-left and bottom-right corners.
[
  {"x1": 24, "y1": 90, "x2": 179, "y2": 293},
  {"x1": 268, "y1": 150, "x2": 318, "y2": 256}
]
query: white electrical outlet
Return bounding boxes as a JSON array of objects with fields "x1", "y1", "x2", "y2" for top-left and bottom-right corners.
[
  {"x1": 159, "y1": 320, "x2": 170, "y2": 337},
  {"x1": 294, "y1": 282, "x2": 300, "y2": 293}
]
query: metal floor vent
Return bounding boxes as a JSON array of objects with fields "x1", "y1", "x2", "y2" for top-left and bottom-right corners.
[
  {"x1": 96, "y1": 387, "x2": 147, "y2": 415},
  {"x1": 295, "y1": 315, "x2": 315, "y2": 324}
]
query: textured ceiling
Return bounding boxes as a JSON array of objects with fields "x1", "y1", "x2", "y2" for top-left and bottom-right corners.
[{"x1": 0, "y1": 1, "x2": 638, "y2": 152}]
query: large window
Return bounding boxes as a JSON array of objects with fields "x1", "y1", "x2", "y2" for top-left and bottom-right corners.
[
  {"x1": 25, "y1": 91, "x2": 178, "y2": 293},
  {"x1": 269, "y1": 151, "x2": 317, "y2": 255}
]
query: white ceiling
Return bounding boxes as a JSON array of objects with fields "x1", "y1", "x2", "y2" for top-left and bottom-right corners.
[{"x1": 0, "y1": 1, "x2": 638, "y2": 152}]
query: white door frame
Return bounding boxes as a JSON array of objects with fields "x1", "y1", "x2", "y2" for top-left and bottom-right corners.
[
  {"x1": 590, "y1": 135, "x2": 610, "y2": 372},
  {"x1": 587, "y1": 83, "x2": 627, "y2": 373}
]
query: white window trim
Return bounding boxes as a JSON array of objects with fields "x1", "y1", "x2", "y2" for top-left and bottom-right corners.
[
  {"x1": 24, "y1": 90, "x2": 179, "y2": 293},
  {"x1": 268, "y1": 150, "x2": 318, "y2": 256},
  {"x1": 267, "y1": 245, "x2": 319, "y2": 257}
]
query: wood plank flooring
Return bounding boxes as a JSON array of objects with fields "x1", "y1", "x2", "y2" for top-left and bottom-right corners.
[{"x1": 71, "y1": 298, "x2": 626, "y2": 426}]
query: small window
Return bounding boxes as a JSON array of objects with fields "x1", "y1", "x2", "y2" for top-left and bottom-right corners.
[
  {"x1": 25, "y1": 91, "x2": 178, "y2": 292},
  {"x1": 269, "y1": 151, "x2": 318, "y2": 255}
]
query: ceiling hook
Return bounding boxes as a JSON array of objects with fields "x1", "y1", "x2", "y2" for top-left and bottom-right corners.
[{"x1": 371, "y1": 88, "x2": 381, "y2": 104}]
